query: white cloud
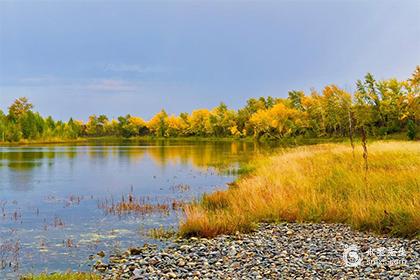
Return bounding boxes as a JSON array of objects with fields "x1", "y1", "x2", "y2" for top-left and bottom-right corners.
[
  {"x1": 84, "y1": 79, "x2": 139, "y2": 92},
  {"x1": 15, "y1": 76, "x2": 140, "y2": 93},
  {"x1": 104, "y1": 63, "x2": 167, "y2": 74},
  {"x1": 19, "y1": 75, "x2": 57, "y2": 84}
]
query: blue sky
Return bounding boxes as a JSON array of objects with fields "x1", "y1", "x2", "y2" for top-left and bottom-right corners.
[{"x1": 0, "y1": 1, "x2": 419, "y2": 121}]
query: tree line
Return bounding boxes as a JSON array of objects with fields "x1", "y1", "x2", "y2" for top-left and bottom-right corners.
[{"x1": 1, "y1": 67, "x2": 419, "y2": 142}]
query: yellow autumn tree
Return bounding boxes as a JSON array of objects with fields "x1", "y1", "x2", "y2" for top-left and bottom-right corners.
[
  {"x1": 321, "y1": 85, "x2": 351, "y2": 136},
  {"x1": 301, "y1": 90, "x2": 326, "y2": 136},
  {"x1": 166, "y1": 115, "x2": 186, "y2": 137},
  {"x1": 188, "y1": 109, "x2": 212, "y2": 136},
  {"x1": 147, "y1": 110, "x2": 168, "y2": 137},
  {"x1": 250, "y1": 103, "x2": 306, "y2": 139}
]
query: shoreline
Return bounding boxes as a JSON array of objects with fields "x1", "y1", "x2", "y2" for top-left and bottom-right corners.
[
  {"x1": 94, "y1": 222, "x2": 420, "y2": 279},
  {"x1": 0, "y1": 133, "x2": 410, "y2": 147},
  {"x1": 0, "y1": 136, "x2": 253, "y2": 146}
]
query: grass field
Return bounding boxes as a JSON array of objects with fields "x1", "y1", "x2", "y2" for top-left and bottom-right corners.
[{"x1": 180, "y1": 141, "x2": 420, "y2": 238}]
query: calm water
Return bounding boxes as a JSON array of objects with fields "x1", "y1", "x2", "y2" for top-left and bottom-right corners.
[{"x1": 0, "y1": 139, "x2": 276, "y2": 278}]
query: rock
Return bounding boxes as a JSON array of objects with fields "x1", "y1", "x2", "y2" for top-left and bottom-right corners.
[
  {"x1": 148, "y1": 258, "x2": 160, "y2": 266},
  {"x1": 97, "y1": 250, "x2": 106, "y2": 258},
  {"x1": 179, "y1": 245, "x2": 190, "y2": 252},
  {"x1": 129, "y1": 247, "x2": 143, "y2": 255},
  {"x1": 94, "y1": 223, "x2": 420, "y2": 279}
]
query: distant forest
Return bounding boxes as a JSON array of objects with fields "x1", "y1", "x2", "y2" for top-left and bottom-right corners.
[{"x1": 1, "y1": 67, "x2": 419, "y2": 142}]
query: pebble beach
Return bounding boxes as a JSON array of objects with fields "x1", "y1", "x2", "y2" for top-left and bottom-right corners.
[{"x1": 94, "y1": 223, "x2": 419, "y2": 279}]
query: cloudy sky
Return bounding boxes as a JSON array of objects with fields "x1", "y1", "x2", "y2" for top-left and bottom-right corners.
[{"x1": 0, "y1": 1, "x2": 419, "y2": 120}]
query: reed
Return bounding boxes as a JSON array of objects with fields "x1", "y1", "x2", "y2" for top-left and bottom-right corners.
[{"x1": 98, "y1": 193, "x2": 184, "y2": 216}]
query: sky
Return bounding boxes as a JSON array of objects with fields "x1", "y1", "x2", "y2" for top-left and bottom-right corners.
[{"x1": 0, "y1": 1, "x2": 419, "y2": 121}]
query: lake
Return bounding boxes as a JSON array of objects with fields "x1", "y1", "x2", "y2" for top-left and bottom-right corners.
[{"x1": 0, "y1": 139, "x2": 278, "y2": 278}]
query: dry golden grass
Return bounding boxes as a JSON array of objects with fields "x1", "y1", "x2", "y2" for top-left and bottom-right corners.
[{"x1": 180, "y1": 141, "x2": 420, "y2": 238}]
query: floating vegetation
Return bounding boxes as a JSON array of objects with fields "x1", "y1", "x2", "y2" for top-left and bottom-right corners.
[
  {"x1": 38, "y1": 239, "x2": 48, "y2": 253},
  {"x1": 1, "y1": 200, "x2": 22, "y2": 221},
  {"x1": 1, "y1": 201, "x2": 6, "y2": 218},
  {"x1": 97, "y1": 192, "x2": 185, "y2": 216},
  {"x1": 64, "y1": 239, "x2": 75, "y2": 248},
  {"x1": 0, "y1": 239, "x2": 20, "y2": 271},
  {"x1": 64, "y1": 195, "x2": 84, "y2": 207},
  {"x1": 170, "y1": 184, "x2": 191, "y2": 193},
  {"x1": 148, "y1": 226, "x2": 177, "y2": 240},
  {"x1": 53, "y1": 216, "x2": 65, "y2": 228}
]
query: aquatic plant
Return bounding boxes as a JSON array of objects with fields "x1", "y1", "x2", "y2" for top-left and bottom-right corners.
[{"x1": 98, "y1": 193, "x2": 184, "y2": 216}]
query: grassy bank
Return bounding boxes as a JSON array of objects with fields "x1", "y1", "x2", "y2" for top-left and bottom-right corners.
[{"x1": 180, "y1": 141, "x2": 420, "y2": 238}]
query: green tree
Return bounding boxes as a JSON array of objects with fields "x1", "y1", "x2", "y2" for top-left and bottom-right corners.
[
  {"x1": 20, "y1": 111, "x2": 38, "y2": 139},
  {"x1": 210, "y1": 103, "x2": 237, "y2": 136},
  {"x1": 288, "y1": 90, "x2": 305, "y2": 111},
  {"x1": 0, "y1": 110, "x2": 6, "y2": 142},
  {"x1": 321, "y1": 85, "x2": 351, "y2": 136},
  {"x1": 407, "y1": 119, "x2": 416, "y2": 140}
]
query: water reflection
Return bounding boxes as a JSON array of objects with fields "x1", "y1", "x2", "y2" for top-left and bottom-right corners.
[
  {"x1": 0, "y1": 140, "x2": 277, "y2": 278},
  {"x1": 0, "y1": 140, "x2": 270, "y2": 176}
]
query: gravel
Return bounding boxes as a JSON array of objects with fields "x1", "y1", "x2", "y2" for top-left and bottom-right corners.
[{"x1": 94, "y1": 223, "x2": 419, "y2": 279}]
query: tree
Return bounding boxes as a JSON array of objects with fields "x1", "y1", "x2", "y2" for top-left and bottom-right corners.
[
  {"x1": 407, "y1": 119, "x2": 416, "y2": 140},
  {"x1": 178, "y1": 113, "x2": 190, "y2": 136},
  {"x1": 249, "y1": 103, "x2": 306, "y2": 139},
  {"x1": 8, "y1": 97, "x2": 33, "y2": 121},
  {"x1": 188, "y1": 109, "x2": 212, "y2": 136},
  {"x1": 129, "y1": 116, "x2": 148, "y2": 136},
  {"x1": 20, "y1": 111, "x2": 38, "y2": 139},
  {"x1": 210, "y1": 103, "x2": 237, "y2": 137},
  {"x1": 0, "y1": 67, "x2": 418, "y2": 142},
  {"x1": 355, "y1": 73, "x2": 385, "y2": 131},
  {"x1": 64, "y1": 118, "x2": 83, "y2": 139},
  {"x1": 0, "y1": 110, "x2": 6, "y2": 142},
  {"x1": 166, "y1": 115, "x2": 184, "y2": 136},
  {"x1": 376, "y1": 78, "x2": 407, "y2": 133},
  {"x1": 147, "y1": 110, "x2": 169, "y2": 137},
  {"x1": 237, "y1": 98, "x2": 267, "y2": 136},
  {"x1": 86, "y1": 115, "x2": 99, "y2": 136},
  {"x1": 115, "y1": 115, "x2": 147, "y2": 137},
  {"x1": 301, "y1": 90, "x2": 326, "y2": 136},
  {"x1": 321, "y1": 85, "x2": 351, "y2": 136},
  {"x1": 288, "y1": 90, "x2": 305, "y2": 111},
  {"x1": 409, "y1": 65, "x2": 420, "y2": 87}
]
